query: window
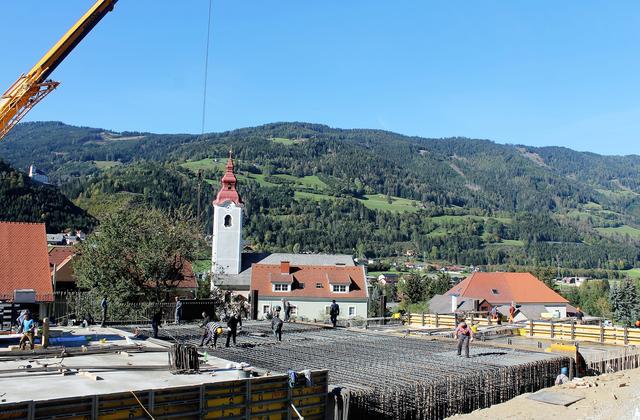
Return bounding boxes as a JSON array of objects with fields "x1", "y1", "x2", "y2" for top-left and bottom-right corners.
[
  {"x1": 273, "y1": 283, "x2": 290, "y2": 292},
  {"x1": 332, "y1": 284, "x2": 347, "y2": 293},
  {"x1": 348, "y1": 306, "x2": 356, "y2": 316},
  {"x1": 316, "y1": 283, "x2": 323, "y2": 289},
  {"x1": 224, "y1": 215, "x2": 232, "y2": 227},
  {"x1": 262, "y1": 305, "x2": 270, "y2": 315},
  {"x1": 324, "y1": 306, "x2": 331, "y2": 315},
  {"x1": 491, "y1": 289, "x2": 499, "y2": 295},
  {"x1": 290, "y1": 305, "x2": 298, "y2": 315}
]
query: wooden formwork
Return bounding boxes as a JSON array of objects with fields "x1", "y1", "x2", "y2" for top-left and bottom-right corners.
[
  {"x1": 409, "y1": 313, "x2": 640, "y2": 346},
  {"x1": 0, "y1": 370, "x2": 328, "y2": 420}
]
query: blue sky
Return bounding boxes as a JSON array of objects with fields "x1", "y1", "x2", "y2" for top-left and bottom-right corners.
[{"x1": 1, "y1": 1, "x2": 639, "y2": 155}]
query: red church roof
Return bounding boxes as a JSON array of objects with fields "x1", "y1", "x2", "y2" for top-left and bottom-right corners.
[
  {"x1": 447, "y1": 272, "x2": 567, "y2": 304},
  {"x1": 213, "y1": 153, "x2": 243, "y2": 206},
  {"x1": 251, "y1": 263, "x2": 368, "y2": 300},
  {"x1": 0, "y1": 222, "x2": 53, "y2": 302}
]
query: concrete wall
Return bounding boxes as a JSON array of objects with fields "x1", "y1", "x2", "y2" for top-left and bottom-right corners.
[
  {"x1": 257, "y1": 298, "x2": 367, "y2": 321},
  {"x1": 211, "y1": 203, "x2": 243, "y2": 275}
]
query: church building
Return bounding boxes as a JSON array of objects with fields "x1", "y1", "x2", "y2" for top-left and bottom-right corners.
[{"x1": 210, "y1": 154, "x2": 369, "y2": 322}]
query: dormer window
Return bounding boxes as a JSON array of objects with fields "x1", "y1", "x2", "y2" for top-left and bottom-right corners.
[
  {"x1": 273, "y1": 283, "x2": 290, "y2": 292},
  {"x1": 491, "y1": 289, "x2": 499, "y2": 295},
  {"x1": 332, "y1": 284, "x2": 347, "y2": 293},
  {"x1": 316, "y1": 283, "x2": 323, "y2": 289},
  {"x1": 224, "y1": 215, "x2": 232, "y2": 227}
]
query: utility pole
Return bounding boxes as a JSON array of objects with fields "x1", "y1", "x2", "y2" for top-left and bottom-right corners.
[{"x1": 197, "y1": 170, "x2": 203, "y2": 223}]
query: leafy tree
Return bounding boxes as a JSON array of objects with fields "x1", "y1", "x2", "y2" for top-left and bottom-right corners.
[{"x1": 74, "y1": 206, "x2": 203, "y2": 304}]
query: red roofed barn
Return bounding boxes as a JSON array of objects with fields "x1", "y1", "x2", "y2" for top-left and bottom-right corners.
[
  {"x1": 251, "y1": 260, "x2": 368, "y2": 321},
  {"x1": 0, "y1": 222, "x2": 54, "y2": 318},
  {"x1": 429, "y1": 272, "x2": 571, "y2": 320}
]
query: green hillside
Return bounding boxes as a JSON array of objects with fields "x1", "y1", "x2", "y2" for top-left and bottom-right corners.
[{"x1": 2, "y1": 121, "x2": 640, "y2": 273}]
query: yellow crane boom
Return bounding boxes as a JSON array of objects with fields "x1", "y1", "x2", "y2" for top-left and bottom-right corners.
[{"x1": 0, "y1": 0, "x2": 118, "y2": 140}]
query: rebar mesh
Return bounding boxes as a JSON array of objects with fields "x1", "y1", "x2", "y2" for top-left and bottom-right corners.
[{"x1": 132, "y1": 322, "x2": 567, "y2": 419}]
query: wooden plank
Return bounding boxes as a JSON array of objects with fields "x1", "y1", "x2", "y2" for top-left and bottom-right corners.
[{"x1": 527, "y1": 391, "x2": 584, "y2": 407}]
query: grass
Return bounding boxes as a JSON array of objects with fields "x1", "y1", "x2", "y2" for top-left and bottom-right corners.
[
  {"x1": 271, "y1": 137, "x2": 297, "y2": 145},
  {"x1": 294, "y1": 191, "x2": 336, "y2": 201},
  {"x1": 620, "y1": 268, "x2": 640, "y2": 279},
  {"x1": 486, "y1": 239, "x2": 525, "y2": 247},
  {"x1": 596, "y1": 225, "x2": 640, "y2": 239},
  {"x1": 94, "y1": 160, "x2": 122, "y2": 169},
  {"x1": 358, "y1": 194, "x2": 420, "y2": 213},
  {"x1": 298, "y1": 175, "x2": 327, "y2": 189},
  {"x1": 181, "y1": 158, "x2": 227, "y2": 173}
]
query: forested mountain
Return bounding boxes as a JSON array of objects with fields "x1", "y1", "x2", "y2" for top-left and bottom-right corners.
[
  {"x1": 0, "y1": 160, "x2": 95, "y2": 232},
  {"x1": 2, "y1": 121, "x2": 640, "y2": 272}
]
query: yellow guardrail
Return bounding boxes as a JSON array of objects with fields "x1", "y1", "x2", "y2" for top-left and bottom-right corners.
[{"x1": 409, "y1": 313, "x2": 640, "y2": 346}]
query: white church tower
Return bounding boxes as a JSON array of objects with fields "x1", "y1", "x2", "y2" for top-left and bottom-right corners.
[{"x1": 211, "y1": 152, "x2": 243, "y2": 276}]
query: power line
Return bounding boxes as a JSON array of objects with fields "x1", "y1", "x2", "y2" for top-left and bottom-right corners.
[{"x1": 201, "y1": 0, "x2": 213, "y2": 135}]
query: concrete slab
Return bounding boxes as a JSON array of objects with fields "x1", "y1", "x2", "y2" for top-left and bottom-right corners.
[{"x1": 0, "y1": 327, "x2": 254, "y2": 404}]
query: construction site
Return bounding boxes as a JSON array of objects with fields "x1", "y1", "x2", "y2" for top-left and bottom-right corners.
[
  {"x1": 4, "y1": 318, "x2": 640, "y2": 419},
  {"x1": 2, "y1": 0, "x2": 640, "y2": 419}
]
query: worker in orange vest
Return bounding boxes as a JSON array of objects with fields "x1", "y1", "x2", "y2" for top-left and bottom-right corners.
[{"x1": 508, "y1": 303, "x2": 516, "y2": 323}]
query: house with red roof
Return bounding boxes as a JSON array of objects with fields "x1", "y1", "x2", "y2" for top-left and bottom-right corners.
[
  {"x1": 250, "y1": 261, "x2": 368, "y2": 321},
  {"x1": 429, "y1": 272, "x2": 572, "y2": 320},
  {"x1": 0, "y1": 222, "x2": 54, "y2": 318}
]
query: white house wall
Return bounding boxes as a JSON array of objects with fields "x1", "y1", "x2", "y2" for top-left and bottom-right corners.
[{"x1": 257, "y1": 298, "x2": 367, "y2": 321}]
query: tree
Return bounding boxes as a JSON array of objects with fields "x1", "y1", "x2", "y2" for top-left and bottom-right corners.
[
  {"x1": 610, "y1": 279, "x2": 640, "y2": 326},
  {"x1": 399, "y1": 273, "x2": 425, "y2": 304},
  {"x1": 75, "y1": 206, "x2": 203, "y2": 304},
  {"x1": 425, "y1": 272, "x2": 451, "y2": 298}
]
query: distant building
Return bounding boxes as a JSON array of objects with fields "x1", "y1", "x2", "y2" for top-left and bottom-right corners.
[
  {"x1": 429, "y1": 272, "x2": 572, "y2": 320},
  {"x1": 558, "y1": 276, "x2": 589, "y2": 287},
  {"x1": 251, "y1": 261, "x2": 368, "y2": 321},
  {"x1": 46, "y1": 234, "x2": 66, "y2": 245},
  {"x1": 377, "y1": 273, "x2": 399, "y2": 285},
  {"x1": 28, "y1": 164, "x2": 49, "y2": 184},
  {"x1": 49, "y1": 246, "x2": 77, "y2": 291}
]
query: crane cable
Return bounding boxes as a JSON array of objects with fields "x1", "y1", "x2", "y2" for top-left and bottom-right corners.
[{"x1": 201, "y1": 0, "x2": 214, "y2": 135}]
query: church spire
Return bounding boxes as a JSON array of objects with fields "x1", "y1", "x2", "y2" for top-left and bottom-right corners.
[{"x1": 213, "y1": 152, "x2": 243, "y2": 206}]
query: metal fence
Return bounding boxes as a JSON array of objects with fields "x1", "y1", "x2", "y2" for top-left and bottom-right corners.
[{"x1": 48, "y1": 291, "x2": 215, "y2": 325}]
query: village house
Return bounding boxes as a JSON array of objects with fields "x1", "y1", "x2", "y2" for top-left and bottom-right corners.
[
  {"x1": 429, "y1": 272, "x2": 573, "y2": 321},
  {"x1": 0, "y1": 222, "x2": 54, "y2": 319},
  {"x1": 209, "y1": 154, "x2": 369, "y2": 319}
]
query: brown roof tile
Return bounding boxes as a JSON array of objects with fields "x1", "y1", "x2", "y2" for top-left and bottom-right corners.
[
  {"x1": 0, "y1": 222, "x2": 53, "y2": 302},
  {"x1": 447, "y1": 272, "x2": 567, "y2": 304},
  {"x1": 251, "y1": 264, "x2": 367, "y2": 300}
]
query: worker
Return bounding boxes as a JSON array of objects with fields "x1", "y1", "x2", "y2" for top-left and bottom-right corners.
[
  {"x1": 555, "y1": 367, "x2": 570, "y2": 385},
  {"x1": 151, "y1": 309, "x2": 162, "y2": 339},
  {"x1": 470, "y1": 321, "x2": 479, "y2": 335},
  {"x1": 576, "y1": 307, "x2": 585, "y2": 325},
  {"x1": 201, "y1": 319, "x2": 223, "y2": 348},
  {"x1": 19, "y1": 311, "x2": 36, "y2": 351},
  {"x1": 636, "y1": 320, "x2": 640, "y2": 328},
  {"x1": 226, "y1": 313, "x2": 240, "y2": 347},
  {"x1": 330, "y1": 300, "x2": 340, "y2": 328},
  {"x1": 284, "y1": 301, "x2": 292, "y2": 322},
  {"x1": 198, "y1": 311, "x2": 211, "y2": 345},
  {"x1": 100, "y1": 296, "x2": 108, "y2": 327},
  {"x1": 508, "y1": 302, "x2": 516, "y2": 323},
  {"x1": 454, "y1": 321, "x2": 474, "y2": 358},
  {"x1": 272, "y1": 311, "x2": 284, "y2": 342},
  {"x1": 174, "y1": 296, "x2": 183, "y2": 324}
]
